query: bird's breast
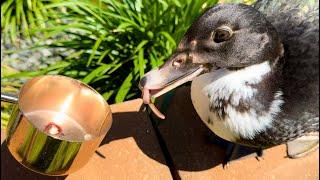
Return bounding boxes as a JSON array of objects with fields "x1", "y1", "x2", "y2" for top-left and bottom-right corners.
[
  {"x1": 191, "y1": 71, "x2": 240, "y2": 142},
  {"x1": 190, "y1": 61, "x2": 284, "y2": 141}
]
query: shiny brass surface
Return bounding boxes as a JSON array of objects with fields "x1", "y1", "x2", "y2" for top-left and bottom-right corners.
[{"x1": 4, "y1": 75, "x2": 112, "y2": 175}]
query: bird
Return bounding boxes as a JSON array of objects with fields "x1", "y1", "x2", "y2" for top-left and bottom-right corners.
[{"x1": 140, "y1": 0, "x2": 319, "y2": 160}]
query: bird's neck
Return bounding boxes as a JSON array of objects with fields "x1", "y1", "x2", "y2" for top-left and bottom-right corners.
[{"x1": 191, "y1": 60, "x2": 284, "y2": 139}]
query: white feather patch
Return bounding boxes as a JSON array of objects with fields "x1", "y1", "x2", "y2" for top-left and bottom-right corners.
[
  {"x1": 191, "y1": 61, "x2": 284, "y2": 140},
  {"x1": 206, "y1": 61, "x2": 272, "y2": 107},
  {"x1": 223, "y1": 91, "x2": 284, "y2": 139}
]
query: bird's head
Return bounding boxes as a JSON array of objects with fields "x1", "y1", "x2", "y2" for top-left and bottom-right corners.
[{"x1": 140, "y1": 4, "x2": 283, "y2": 105}]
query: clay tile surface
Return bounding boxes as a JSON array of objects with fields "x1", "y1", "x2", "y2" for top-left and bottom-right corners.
[{"x1": 1, "y1": 88, "x2": 319, "y2": 180}]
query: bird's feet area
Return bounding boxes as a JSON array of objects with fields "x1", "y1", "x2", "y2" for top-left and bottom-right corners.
[
  {"x1": 222, "y1": 144, "x2": 264, "y2": 169},
  {"x1": 286, "y1": 133, "x2": 319, "y2": 159},
  {"x1": 205, "y1": 131, "x2": 264, "y2": 168}
]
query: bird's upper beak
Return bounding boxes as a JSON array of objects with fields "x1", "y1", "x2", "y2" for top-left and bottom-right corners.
[{"x1": 139, "y1": 53, "x2": 209, "y2": 104}]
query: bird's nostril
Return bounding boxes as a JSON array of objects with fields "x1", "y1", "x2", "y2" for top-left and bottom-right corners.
[{"x1": 139, "y1": 76, "x2": 147, "y2": 89}]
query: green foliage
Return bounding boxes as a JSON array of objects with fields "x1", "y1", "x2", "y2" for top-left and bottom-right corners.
[
  {"x1": 3, "y1": 0, "x2": 218, "y2": 104},
  {"x1": 1, "y1": 64, "x2": 21, "y2": 129},
  {"x1": 1, "y1": 0, "x2": 61, "y2": 45}
]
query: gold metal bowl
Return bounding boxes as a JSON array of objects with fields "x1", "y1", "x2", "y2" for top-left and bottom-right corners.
[{"x1": 2, "y1": 75, "x2": 112, "y2": 176}]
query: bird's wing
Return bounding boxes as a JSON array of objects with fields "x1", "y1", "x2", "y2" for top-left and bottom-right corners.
[{"x1": 255, "y1": 0, "x2": 319, "y2": 119}]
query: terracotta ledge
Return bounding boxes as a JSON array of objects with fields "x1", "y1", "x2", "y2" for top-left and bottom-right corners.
[{"x1": 1, "y1": 93, "x2": 319, "y2": 180}]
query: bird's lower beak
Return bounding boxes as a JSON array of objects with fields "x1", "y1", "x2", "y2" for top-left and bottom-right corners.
[{"x1": 139, "y1": 59, "x2": 207, "y2": 105}]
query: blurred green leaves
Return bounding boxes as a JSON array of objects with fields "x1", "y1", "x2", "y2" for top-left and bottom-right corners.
[{"x1": 1, "y1": 0, "x2": 61, "y2": 45}]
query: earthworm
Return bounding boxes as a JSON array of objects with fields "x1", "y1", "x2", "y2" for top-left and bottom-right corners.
[{"x1": 148, "y1": 103, "x2": 165, "y2": 119}]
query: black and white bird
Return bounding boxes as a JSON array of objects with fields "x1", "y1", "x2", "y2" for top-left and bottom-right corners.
[{"x1": 140, "y1": 0, "x2": 319, "y2": 159}]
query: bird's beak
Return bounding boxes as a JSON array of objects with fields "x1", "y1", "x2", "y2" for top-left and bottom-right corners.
[{"x1": 139, "y1": 54, "x2": 208, "y2": 104}]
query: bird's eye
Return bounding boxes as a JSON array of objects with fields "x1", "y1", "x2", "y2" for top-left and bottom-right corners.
[{"x1": 213, "y1": 26, "x2": 233, "y2": 43}]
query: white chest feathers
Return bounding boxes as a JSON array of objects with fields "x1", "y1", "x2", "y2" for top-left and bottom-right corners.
[{"x1": 191, "y1": 61, "x2": 284, "y2": 141}]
